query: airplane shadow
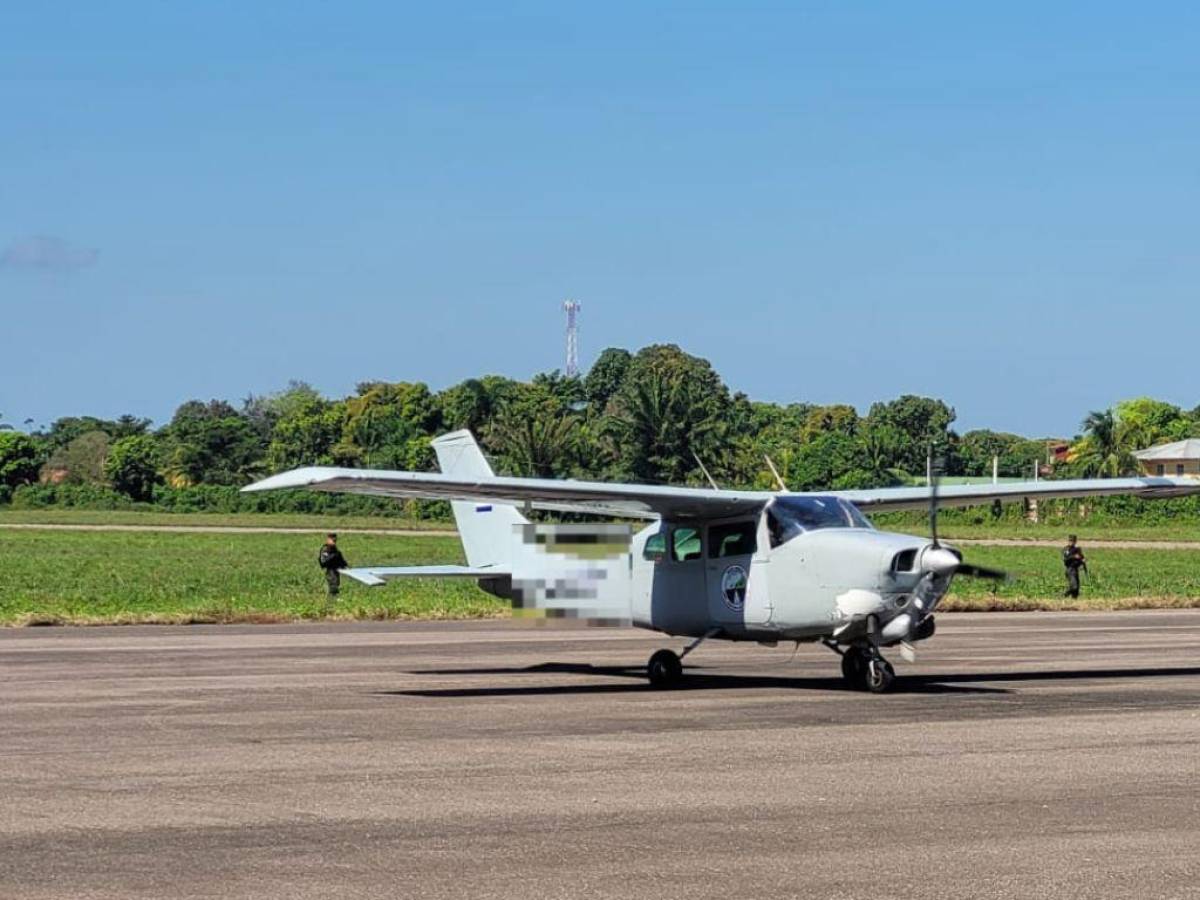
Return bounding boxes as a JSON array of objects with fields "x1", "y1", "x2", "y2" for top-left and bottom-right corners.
[
  {"x1": 380, "y1": 662, "x2": 1006, "y2": 698},
  {"x1": 919, "y1": 665, "x2": 1200, "y2": 686},
  {"x1": 376, "y1": 663, "x2": 1200, "y2": 700}
]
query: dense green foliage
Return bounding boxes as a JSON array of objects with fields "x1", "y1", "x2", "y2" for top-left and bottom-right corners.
[
  {"x1": 0, "y1": 508, "x2": 454, "y2": 530},
  {"x1": 104, "y1": 435, "x2": 161, "y2": 502},
  {"x1": 0, "y1": 432, "x2": 42, "y2": 501},
  {"x1": 7, "y1": 482, "x2": 449, "y2": 518},
  {"x1": 5, "y1": 343, "x2": 1199, "y2": 516}
]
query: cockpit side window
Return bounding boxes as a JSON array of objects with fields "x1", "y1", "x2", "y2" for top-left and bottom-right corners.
[
  {"x1": 672, "y1": 527, "x2": 703, "y2": 562},
  {"x1": 708, "y1": 521, "x2": 757, "y2": 558},
  {"x1": 643, "y1": 532, "x2": 667, "y2": 562}
]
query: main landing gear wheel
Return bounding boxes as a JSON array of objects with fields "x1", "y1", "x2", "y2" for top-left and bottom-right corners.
[{"x1": 647, "y1": 649, "x2": 683, "y2": 688}]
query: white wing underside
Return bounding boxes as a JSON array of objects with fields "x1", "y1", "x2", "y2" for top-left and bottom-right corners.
[
  {"x1": 341, "y1": 565, "x2": 510, "y2": 587},
  {"x1": 244, "y1": 466, "x2": 1200, "y2": 519},
  {"x1": 837, "y1": 477, "x2": 1200, "y2": 512},
  {"x1": 244, "y1": 466, "x2": 768, "y2": 519}
]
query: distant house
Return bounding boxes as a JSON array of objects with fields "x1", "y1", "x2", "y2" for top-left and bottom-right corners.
[
  {"x1": 40, "y1": 466, "x2": 70, "y2": 485},
  {"x1": 1133, "y1": 439, "x2": 1200, "y2": 478}
]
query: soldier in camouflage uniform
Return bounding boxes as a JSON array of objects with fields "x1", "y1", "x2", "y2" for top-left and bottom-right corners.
[
  {"x1": 318, "y1": 533, "x2": 349, "y2": 598},
  {"x1": 1062, "y1": 535, "x2": 1087, "y2": 599}
]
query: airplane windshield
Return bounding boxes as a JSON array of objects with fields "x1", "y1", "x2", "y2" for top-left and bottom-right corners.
[{"x1": 767, "y1": 496, "x2": 873, "y2": 547}]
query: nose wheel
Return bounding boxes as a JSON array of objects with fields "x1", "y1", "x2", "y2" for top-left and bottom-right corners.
[{"x1": 839, "y1": 646, "x2": 895, "y2": 693}]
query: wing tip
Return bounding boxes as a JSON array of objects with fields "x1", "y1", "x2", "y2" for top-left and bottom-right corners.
[{"x1": 240, "y1": 466, "x2": 337, "y2": 493}]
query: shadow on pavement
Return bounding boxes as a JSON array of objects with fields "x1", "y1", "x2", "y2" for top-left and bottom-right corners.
[
  {"x1": 379, "y1": 665, "x2": 1010, "y2": 698},
  {"x1": 916, "y1": 665, "x2": 1200, "y2": 685},
  {"x1": 378, "y1": 664, "x2": 1200, "y2": 700},
  {"x1": 410, "y1": 662, "x2": 647, "y2": 678}
]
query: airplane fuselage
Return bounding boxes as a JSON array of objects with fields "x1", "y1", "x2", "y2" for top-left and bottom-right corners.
[
  {"x1": 499, "y1": 511, "x2": 942, "y2": 649},
  {"x1": 627, "y1": 519, "x2": 938, "y2": 645}
]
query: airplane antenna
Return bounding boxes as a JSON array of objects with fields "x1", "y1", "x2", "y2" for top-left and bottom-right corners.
[
  {"x1": 764, "y1": 455, "x2": 788, "y2": 492},
  {"x1": 691, "y1": 451, "x2": 721, "y2": 490}
]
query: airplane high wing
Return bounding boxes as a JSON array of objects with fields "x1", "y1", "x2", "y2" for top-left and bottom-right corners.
[
  {"x1": 833, "y1": 476, "x2": 1200, "y2": 513},
  {"x1": 242, "y1": 466, "x2": 774, "y2": 520},
  {"x1": 242, "y1": 465, "x2": 1200, "y2": 519}
]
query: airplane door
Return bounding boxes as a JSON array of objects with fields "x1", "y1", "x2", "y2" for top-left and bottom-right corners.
[
  {"x1": 706, "y1": 518, "x2": 771, "y2": 629},
  {"x1": 639, "y1": 524, "x2": 710, "y2": 635}
]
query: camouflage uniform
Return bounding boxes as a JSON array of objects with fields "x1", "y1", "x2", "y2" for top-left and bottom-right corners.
[
  {"x1": 319, "y1": 544, "x2": 348, "y2": 597},
  {"x1": 1062, "y1": 543, "x2": 1086, "y2": 598}
]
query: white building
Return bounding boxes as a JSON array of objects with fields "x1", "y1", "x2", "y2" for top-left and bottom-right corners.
[{"x1": 1133, "y1": 439, "x2": 1200, "y2": 477}]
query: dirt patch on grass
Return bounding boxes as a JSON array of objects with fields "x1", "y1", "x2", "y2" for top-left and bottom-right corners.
[
  {"x1": 5, "y1": 607, "x2": 513, "y2": 627},
  {"x1": 940, "y1": 595, "x2": 1200, "y2": 612}
]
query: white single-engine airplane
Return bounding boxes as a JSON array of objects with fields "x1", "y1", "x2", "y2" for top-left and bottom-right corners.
[{"x1": 244, "y1": 430, "x2": 1200, "y2": 692}]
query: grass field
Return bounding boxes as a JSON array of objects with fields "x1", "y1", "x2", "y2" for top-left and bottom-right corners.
[
  {"x1": 936, "y1": 543, "x2": 1200, "y2": 610},
  {"x1": 872, "y1": 514, "x2": 1200, "y2": 543},
  {"x1": 0, "y1": 531, "x2": 501, "y2": 625},
  {"x1": 1, "y1": 529, "x2": 1198, "y2": 625}
]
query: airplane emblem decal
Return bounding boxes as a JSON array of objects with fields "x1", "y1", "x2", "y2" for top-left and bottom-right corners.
[{"x1": 721, "y1": 565, "x2": 748, "y2": 611}]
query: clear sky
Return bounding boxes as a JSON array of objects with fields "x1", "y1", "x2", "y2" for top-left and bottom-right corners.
[{"x1": 3, "y1": 2, "x2": 1197, "y2": 438}]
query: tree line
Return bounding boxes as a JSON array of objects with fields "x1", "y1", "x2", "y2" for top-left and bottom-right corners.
[{"x1": 2, "y1": 344, "x2": 1198, "y2": 513}]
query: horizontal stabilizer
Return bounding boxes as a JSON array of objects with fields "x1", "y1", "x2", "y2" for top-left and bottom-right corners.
[{"x1": 341, "y1": 565, "x2": 510, "y2": 587}]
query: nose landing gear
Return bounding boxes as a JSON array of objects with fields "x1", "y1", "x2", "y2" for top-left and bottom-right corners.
[{"x1": 834, "y1": 644, "x2": 896, "y2": 693}]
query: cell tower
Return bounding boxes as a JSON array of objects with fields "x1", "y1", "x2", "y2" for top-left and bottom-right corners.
[{"x1": 563, "y1": 299, "x2": 581, "y2": 376}]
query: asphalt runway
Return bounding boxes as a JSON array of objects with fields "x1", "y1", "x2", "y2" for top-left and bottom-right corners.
[{"x1": 2, "y1": 613, "x2": 1198, "y2": 900}]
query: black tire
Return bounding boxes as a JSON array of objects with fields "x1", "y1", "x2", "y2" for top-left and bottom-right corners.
[
  {"x1": 864, "y1": 658, "x2": 895, "y2": 694},
  {"x1": 841, "y1": 649, "x2": 867, "y2": 691},
  {"x1": 647, "y1": 649, "x2": 683, "y2": 688}
]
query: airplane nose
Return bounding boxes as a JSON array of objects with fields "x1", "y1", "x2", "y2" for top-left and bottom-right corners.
[{"x1": 922, "y1": 547, "x2": 960, "y2": 576}]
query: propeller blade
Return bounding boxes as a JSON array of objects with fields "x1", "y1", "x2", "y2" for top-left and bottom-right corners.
[
  {"x1": 927, "y1": 447, "x2": 941, "y2": 549},
  {"x1": 955, "y1": 562, "x2": 1008, "y2": 581}
]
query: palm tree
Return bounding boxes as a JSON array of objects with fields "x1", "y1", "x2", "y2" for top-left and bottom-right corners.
[
  {"x1": 605, "y1": 372, "x2": 726, "y2": 485},
  {"x1": 858, "y1": 423, "x2": 907, "y2": 487},
  {"x1": 614, "y1": 373, "x2": 680, "y2": 481},
  {"x1": 1070, "y1": 409, "x2": 1136, "y2": 477},
  {"x1": 488, "y1": 407, "x2": 581, "y2": 479}
]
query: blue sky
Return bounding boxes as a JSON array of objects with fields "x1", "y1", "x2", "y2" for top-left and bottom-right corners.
[{"x1": 2, "y1": 2, "x2": 1197, "y2": 437}]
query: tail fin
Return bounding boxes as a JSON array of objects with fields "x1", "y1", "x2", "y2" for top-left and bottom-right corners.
[{"x1": 431, "y1": 430, "x2": 526, "y2": 569}]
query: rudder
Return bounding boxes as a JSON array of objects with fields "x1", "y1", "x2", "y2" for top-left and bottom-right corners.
[{"x1": 431, "y1": 430, "x2": 526, "y2": 569}]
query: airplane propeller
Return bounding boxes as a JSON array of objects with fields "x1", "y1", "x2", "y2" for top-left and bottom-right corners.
[
  {"x1": 899, "y1": 449, "x2": 1007, "y2": 661},
  {"x1": 923, "y1": 447, "x2": 1008, "y2": 583}
]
